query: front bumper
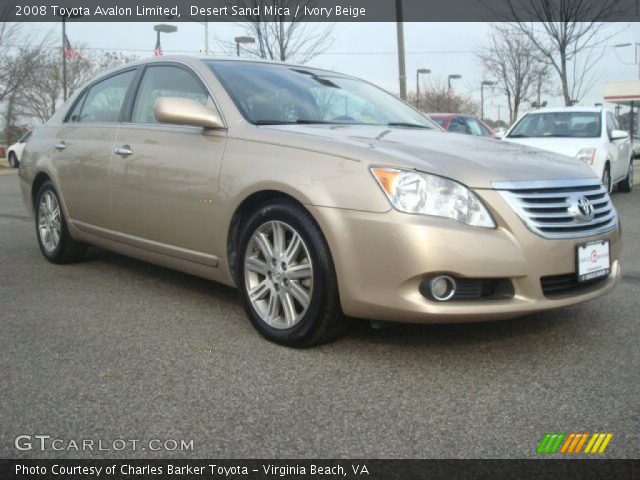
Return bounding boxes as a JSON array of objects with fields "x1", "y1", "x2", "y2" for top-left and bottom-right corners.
[{"x1": 307, "y1": 189, "x2": 620, "y2": 323}]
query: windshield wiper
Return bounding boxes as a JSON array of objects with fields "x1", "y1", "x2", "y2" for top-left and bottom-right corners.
[
  {"x1": 387, "y1": 122, "x2": 430, "y2": 129},
  {"x1": 254, "y1": 119, "x2": 334, "y2": 125},
  {"x1": 294, "y1": 119, "x2": 335, "y2": 124},
  {"x1": 506, "y1": 134, "x2": 529, "y2": 138},
  {"x1": 254, "y1": 120, "x2": 295, "y2": 125}
]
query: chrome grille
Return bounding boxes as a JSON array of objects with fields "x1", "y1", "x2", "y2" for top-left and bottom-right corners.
[{"x1": 493, "y1": 178, "x2": 617, "y2": 239}]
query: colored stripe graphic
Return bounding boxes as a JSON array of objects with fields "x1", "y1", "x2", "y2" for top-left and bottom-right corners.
[
  {"x1": 537, "y1": 433, "x2": 565, "y2": 454},
  {"x1": 584, "y1": 433, "x2": 613, "y2": 454},
  {"x1": 539, "y1": 433, "x2": 613, "y2": 454}
]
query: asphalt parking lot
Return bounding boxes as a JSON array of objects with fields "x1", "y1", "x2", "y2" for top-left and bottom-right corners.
[{"x1": 1, "y1": 169, "x2": 639, "y2": 459}]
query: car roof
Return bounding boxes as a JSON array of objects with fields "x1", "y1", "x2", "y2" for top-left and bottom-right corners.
[
  {"x1": 427, "y1": 113, "x2": 479, "y2": 118},
  {"x1": 116, "y1": 55, "x2": 353, "y2": 79}
]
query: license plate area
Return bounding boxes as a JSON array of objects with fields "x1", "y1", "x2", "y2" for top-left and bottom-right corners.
[{"x1": 576, "y1": 240, "x2": 610, "y2": 283}]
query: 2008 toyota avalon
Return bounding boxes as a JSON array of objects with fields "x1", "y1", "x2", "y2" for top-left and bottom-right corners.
[{"x1": 18, "y1": 56, "x2": 620, "y2": 347}]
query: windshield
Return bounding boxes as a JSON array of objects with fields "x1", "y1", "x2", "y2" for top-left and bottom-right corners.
[
  {"x1": 206, "y1": 61, "x2": 436, "y2": 128},
  {"x1": 508, "y1": 111, "x2": 601, "y2": 138}
]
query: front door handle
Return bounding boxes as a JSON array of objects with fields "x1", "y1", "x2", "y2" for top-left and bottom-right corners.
[
  {"x1": 114, "y1": 146, "x2": 133, "y2": 157},
  {"x1": 54, "y1": 142, "x2": 66, "y2": 151}
]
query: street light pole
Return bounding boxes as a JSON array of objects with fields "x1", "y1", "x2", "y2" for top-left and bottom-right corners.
[
  {"x1": 153, "y1": 24, "x2": 178, "y2": 56},
  {"x1": 480, "y1": 80, "x2": 494, "y2": 121},
  {"x1": 447, "y1": 74, "x2": 461, "y2": 111},
  {"x1": 395, "y1": 0, "x2": 407, "y2": 100},
  {"x1": 234, "y1": 36, "x2": 256, "y2": 57},
  {"x1": 204, "y1": 19, "x2": 209, "y2": 55},
  {"x1": 62, "y1": 17, "x2": 67, "y2": 101},
  {"x1": 416, "y1": 68, "x2": 430, "y2": 103},
  {"x1": 614, "y1": 43, "x2": 640, "y2": 79}
]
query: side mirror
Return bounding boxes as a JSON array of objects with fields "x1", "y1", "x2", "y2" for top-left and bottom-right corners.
[
  {"x1": 494, "y1": 130, "x2": 505, "y2": 139},
  {"x1": 154, "y1": 97, "x2": 223, "y2": 129},
  {"x1": 610, "y1": 129, "x2": 629, "y2": 141}
]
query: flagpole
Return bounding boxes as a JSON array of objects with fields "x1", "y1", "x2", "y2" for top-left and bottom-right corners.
[{"x1": 62, "y1": 17, "x2": 67, "y2": 101}]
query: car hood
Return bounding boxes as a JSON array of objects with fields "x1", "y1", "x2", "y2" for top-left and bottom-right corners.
[
  {"x1": 259, "y1": 124, "x2": 596, "y2": 189},
  {"x1": 502, "y1": 136, "x2": 600, "y2": 158}
]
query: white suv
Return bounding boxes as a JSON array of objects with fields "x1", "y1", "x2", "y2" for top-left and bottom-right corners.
[
  {"x1": 6, "y1": 130, "x2": 32, "y2": 168},
  {"x1": 501, "y1": 107, "x2": 633, "y2": 193}
]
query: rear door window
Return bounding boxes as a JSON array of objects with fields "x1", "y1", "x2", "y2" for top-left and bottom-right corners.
[
  {"x1": 74, "y1": 70, "x2": 136, "y2": 123},
  {"x1": 68, "y1": 90, "x2": 88, "y2": 122}
]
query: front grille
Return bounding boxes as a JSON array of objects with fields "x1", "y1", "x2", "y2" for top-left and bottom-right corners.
[
  {"x1": 493, "y1": 178, "x2": 617, "y2": 239},
  {"x1": 452, "y1": 278, "x2": 513, "y2": 300},
  {"x1": 541, "y1": 273, "x2": 608, "y2": 297}
]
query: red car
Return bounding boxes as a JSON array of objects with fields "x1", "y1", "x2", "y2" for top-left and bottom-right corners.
[{"x1": 428, "y1": 113, "x2": 495, "y2": 138}]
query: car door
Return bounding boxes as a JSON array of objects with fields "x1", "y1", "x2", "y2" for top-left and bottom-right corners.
[
  {"x1": 110, "y1": 63, "x2": 226, "y2": 264},
  {"x1": 54, "y1": 68, "x2": 138, "y2": 231},
  {"x1": 605, "y1": 111, "x2": 625, "y2": 180}
]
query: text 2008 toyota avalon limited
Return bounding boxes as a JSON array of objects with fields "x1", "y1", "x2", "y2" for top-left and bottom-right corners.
[{"x1": 19, "y1": 57, "x2": 620, "y2": 347}]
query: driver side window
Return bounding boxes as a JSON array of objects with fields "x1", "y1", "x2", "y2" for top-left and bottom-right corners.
[{"x1": 131, "y1": 65, "x2": 213, "y2": 124}]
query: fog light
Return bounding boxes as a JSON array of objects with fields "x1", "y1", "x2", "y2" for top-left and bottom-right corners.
[{"x1": 429, "y1": 275, "x2": 456, "y2": 301}]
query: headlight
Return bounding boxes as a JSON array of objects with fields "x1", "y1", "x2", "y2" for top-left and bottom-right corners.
[
  {"x1": 370, "y1": 167, "x2": 496, "y2": 228},
  {"x1": 576, "y1": 148, "x2": 596, "y2": 165}
]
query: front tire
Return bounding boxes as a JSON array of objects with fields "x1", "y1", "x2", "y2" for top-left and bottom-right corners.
[
  {"x1": 35, "y1": 181, "x2": 86, "y2": 264},
  {"x1": 618, "y1": 159, "x2": 634, "y2": 193},
  {"x1": 237, "y1": 199, "x2": 347, "y2": 347},
  {"x1": 602, "y1": 165, "x2": 611, "y2": 194},
  {"x1": 8, "y1": 152, "x2": 19, "y2": 168}
]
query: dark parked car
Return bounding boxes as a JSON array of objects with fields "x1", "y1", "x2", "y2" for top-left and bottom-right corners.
[{"x1": 428, "y1": 113, "x2": 495, "y2": 138}]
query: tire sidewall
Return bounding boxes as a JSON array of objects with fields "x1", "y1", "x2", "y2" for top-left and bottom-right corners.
[{"x1": 237, "y1": 202, "x2": 334, "y2": 345}]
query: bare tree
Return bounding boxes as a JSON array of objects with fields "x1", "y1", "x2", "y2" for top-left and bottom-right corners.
[
  {"x1": 20, "y1": 47, "x2": 137, "y2": 123},
  {"x1": 228, "y1": 0, "x2": 334, "y2": 63},
  {"x1": 1, "y1": 17, "x2": 45, "y2": 143},
  {"x1": 502, "y1": 0, "x2": 623, "y2": 105},
  {"x1": 476, "y1": 24, "x2": 546, "y2": 123},
  {"x1": 410, "y1": 77, "x2": 478, "y2": 115}
]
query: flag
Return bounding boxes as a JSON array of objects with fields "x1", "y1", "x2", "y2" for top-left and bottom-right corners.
[
  {"x1": 154, "y1": 32, "x2": 163, "y2": 57},
  {"x1": 63, "y1": 33, "x2": 82, "y2": 59}
]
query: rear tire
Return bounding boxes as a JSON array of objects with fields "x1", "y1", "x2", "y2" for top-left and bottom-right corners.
[
  {"x1": 618, "y1": 159, "x2": 634, "y2": 193},
  {"x1": 236, "y1": 198, "x2": 347, "y2": 347},
  {"x1": 8, "y1": 152, "x2": 18, "y2": 168},
  {"x1": 35, "y1": 181, "x2": 86, "y2": 264}
]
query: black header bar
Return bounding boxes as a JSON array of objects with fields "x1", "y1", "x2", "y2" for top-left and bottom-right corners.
[{"x1": 1, "y1": 0, "x2": 639, "y2": 22}]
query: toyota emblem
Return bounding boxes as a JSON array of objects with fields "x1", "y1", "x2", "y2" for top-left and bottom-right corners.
[{"x1": 568, "y1": 196, "x2": 594, "y2": 222}]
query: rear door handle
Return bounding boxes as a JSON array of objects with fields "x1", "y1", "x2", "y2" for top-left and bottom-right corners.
[
  {"x1": 54, "y1": 142, "x2": 66, "y2": 151},
  {"x1": 114, "y1": 146, "x2": 133, "y2": 157}
]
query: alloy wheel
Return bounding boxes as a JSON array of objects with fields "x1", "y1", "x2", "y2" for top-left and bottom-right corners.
[
  {"x1": 244, "y1": 220, "x2": 314, "y2": 329},
  {"x1": 38, "y1": 190, "x2": 62, "y2": 253}
]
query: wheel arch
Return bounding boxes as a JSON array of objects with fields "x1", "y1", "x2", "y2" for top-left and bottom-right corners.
[
  {"x1": 227, "y1": 189, "x2": 308, "y2": 284},
  {"x1": 31, "y1": 171, "x2": 53, "y2": 208}
]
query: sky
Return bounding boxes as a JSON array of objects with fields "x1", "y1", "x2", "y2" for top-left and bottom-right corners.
[{"x1": 20, "y1": 21, "x2": 640, "y2": 122}]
